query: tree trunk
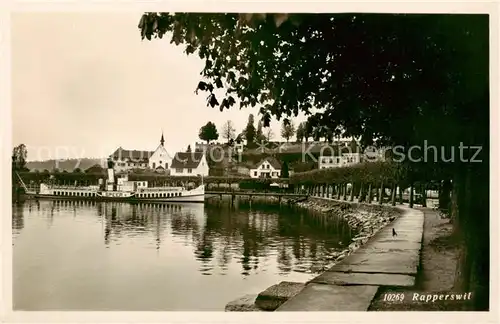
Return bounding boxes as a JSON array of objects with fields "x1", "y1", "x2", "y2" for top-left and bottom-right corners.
[
  {"x1": 409, "y1": 183, "x2": 414, "y2": 208},
  {"x1": 350, "y1": 182, "x2": 355, "y2": 201},
  {"x1": 358, "y1": 182, "x2": 364, "y2": 202},
  {"x1": 367, "y1": 183, "x2": 373, "y2": 203},
  {"x1": 452, "y1": 165, "x2": 489, "y2": 311},
  {"x1": 439, "y1": 179, "x2": 452, "y2": 213},
  {"x1": 422, "y1": 183, "x2": 427, "y2": 207},
  {"x1": 379, "y1": 181, "x2": 384, "y2": 205},
  {"x1": 398, "y1": 184, "x2": 404, "y2": 204},
  {"x1": 391, "y1": 183, "x2": 397, "y2": 206},
  {"x1": 342, "y1": 184, "x2": 348, "y2": 200},
  {"x1": 337, "y1": 184, "x2": 341, "y2": 200}
]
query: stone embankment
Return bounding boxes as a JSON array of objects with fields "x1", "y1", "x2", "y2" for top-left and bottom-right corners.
[{"x1": 225, "y1": 197, "x2": 406, "y2": 311}]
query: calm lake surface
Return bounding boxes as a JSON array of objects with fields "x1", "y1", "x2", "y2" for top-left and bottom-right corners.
[{"x1": 13, "y1": 200, "x2": 353, "y2": 311}]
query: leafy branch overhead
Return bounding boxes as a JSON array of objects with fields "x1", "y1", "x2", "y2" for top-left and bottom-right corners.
[{"x1": 138, "y1": 13, "x2": 487, "y2": 151}]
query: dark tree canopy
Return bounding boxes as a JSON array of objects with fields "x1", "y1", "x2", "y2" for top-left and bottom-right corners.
[
  {"x1": 244, "y1": 114, "x2": 256, "y2": 144},
  {"x1": 199, "y1": 121, "x2": 219, "y2": 143},
  {"x1": 281, "y1": 160, "x2": 290, "y2": 178},
  {"x1": 138, "y1": 13, "x2": 487, "y2": 150},
  {"x1": 280, "y1": 119, "x2": 295, "y2": 142},
  {"x1": 12, "y1": 144, "x2": 28, "y2": 171}
]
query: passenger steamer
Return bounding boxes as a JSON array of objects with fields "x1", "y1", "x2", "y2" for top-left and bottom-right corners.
[{"x1": 19, "y1": 161, "x2": 205, "y2": 203}]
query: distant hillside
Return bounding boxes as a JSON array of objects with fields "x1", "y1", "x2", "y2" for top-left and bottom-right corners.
[{"x1": 26, "y1": 158, "x2": 105, "y2": 172}]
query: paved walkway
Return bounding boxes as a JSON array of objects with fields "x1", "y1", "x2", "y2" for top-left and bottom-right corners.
[{"x1": 276, "y1": 199, "x2": 424, "y2": 311}]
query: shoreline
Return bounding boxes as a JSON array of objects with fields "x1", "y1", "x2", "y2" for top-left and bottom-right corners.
[{"x1": 225, "y1": 196, "x2": 403, "y2": 311}]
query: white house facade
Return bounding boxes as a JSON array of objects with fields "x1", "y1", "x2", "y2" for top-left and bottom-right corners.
[
  {"x1": 250, "y1": 157, "x2": 282, "y2": 179},
  {"x1": 109, "y1": 148, "x2": 153, "y2": 173},
  {"x1": 170, "y1": 152, "x2": 209, "y2": 177},
  {"x1": 148, "y1": 134, "x2": 174, "y2": 173},
  {"x1": 318, "y1": 152, "x2": 362, "y2": 169}
]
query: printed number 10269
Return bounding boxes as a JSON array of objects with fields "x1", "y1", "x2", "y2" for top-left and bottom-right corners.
[{"x1": 383, "y1": 293, "x2": 405, "y2": 302}]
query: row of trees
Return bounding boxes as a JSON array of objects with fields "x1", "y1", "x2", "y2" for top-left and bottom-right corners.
[
  {"x1": 198, "y1": 114, "x2": 277, "y2": 145},
  {"x1": 198, "y1": 114, "x2": 304, "y2": 146},
  {"x1": 199, "y1": 117, "x2": 351, "y2": 146}
]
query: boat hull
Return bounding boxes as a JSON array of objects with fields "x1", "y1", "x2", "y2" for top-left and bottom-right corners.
[
  {"x1": 29, "y1": 184, "x2": 206, "y2": 203},
  {"x1": 28, "y1": 193, "x2": 205, "y2": 203}
]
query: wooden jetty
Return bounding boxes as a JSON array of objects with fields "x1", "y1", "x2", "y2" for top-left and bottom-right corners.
[{"x1": 205, "y1": 191, "x2": 309, "y2": 204}]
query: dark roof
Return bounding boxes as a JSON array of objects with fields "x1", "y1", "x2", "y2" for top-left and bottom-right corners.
[
  {"x1": 170, "y1": 152, "x2": 204, "y2": 169},
  {"x1": 110, "y1": 147, "x2": 153, "y2": 161},
  {"x1": 256, "y1": 156, "x2": 282, "y2": 170}
]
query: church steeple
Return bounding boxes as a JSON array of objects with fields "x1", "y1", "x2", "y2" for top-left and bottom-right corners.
[{"x1": 160, "y1": 131, "x2": 165, "y2": 147}]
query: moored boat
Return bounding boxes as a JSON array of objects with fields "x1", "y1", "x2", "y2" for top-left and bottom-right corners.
[{"x1": 17, "y1": 161, "x2": 205, "y2": 203}]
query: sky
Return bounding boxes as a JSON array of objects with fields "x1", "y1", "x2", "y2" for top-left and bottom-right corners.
[{"x1": 11, "y1": 12, "x2": 307, "y2": 161}]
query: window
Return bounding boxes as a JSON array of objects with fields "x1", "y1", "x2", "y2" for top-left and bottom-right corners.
[
  {"x1": 187, "y1": 169, "x2": 192, "y2": 174},
  {"x1": 176, "y1": 168, "x2": 183, "y2": 173},
  {"x1": 254, "y1": 171, "x2": 257, "y2": 176},
  {"x1": 152, "y1": 162, "x2": 156, "y2": 169},
  {"x1": 159, "y1": 160, "x2": 162, "y2": 165},
  {"x1": 267, "y1": 164, "x2": 270, "y2": 169}
]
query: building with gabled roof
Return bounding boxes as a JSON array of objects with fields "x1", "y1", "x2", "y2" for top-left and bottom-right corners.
[
  {"x1": 170, "y1": 151, "x2": 209, "y2": 177},
  {"x1": 249, "y1": 156, "x2": 283, "y2": 179},
  {"x1": 109, "y1": 147, "x2": 154, "y2": 173},
  {"x1": 109, "y1": 132, "x2": 209, "y2": 176}
]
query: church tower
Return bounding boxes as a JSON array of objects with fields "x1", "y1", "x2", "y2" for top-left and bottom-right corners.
[{"x1": 160, "y1": 132, "x2": 165, "y2": 147}]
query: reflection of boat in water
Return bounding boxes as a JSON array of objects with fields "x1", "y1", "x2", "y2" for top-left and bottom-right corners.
[{"x1": 18, "y1": 161, "x2": 205, "y2": 203}]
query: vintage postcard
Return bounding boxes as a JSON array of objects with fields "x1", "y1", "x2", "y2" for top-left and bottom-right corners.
[{"x1": 1, "y1": 2, "x2": 498, "y2": 324}]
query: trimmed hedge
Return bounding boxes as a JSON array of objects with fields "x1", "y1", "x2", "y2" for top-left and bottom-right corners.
[{"x1": 290, "y1": 161, "x2": 406, "y2": 185}]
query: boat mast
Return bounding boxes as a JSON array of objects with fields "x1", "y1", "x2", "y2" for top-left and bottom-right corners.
[{"x1": 15, "y1": 171, "x2": 29, "y2": 192}]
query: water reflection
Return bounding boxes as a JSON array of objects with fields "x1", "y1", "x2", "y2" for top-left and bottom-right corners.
[
  {"x1": 13, "y1": 200, "x2": 354, "y2": 310},
  {"x1": 14, "y1": 200, "x2": 353, "y2": 276}
]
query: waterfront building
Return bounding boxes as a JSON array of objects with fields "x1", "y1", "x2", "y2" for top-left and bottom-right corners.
[
  {"x1": 318, "y1": 152, "x2": 362, "y2": 169},
  {"x1": 148, "y1": 133, "x2": 174, "y2": 173},
  {"x1": 170, "y1": 152, "x2": 209, "y2": 177},
  {"x1": 249, "y1": 157, "x2": 282, "y2": 179},
  {"x1": 109, "y1": 147, "x2": 153, "y2": 173},
  {"x1": 109, "y1": 133, "x2": 208, "y2": 176}
]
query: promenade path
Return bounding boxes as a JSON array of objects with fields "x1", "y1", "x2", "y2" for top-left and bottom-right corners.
[{"x1": 276, "y1": 198, "x2": 424, "y2": 311}]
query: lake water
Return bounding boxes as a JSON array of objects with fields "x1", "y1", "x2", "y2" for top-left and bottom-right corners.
[{"x1": 12, "y1": 200, "x2": 353, "y2": 311}]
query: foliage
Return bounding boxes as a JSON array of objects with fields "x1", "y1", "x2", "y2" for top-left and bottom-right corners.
[
  {"x1": 296, "y1": 122, "x2": 305, "y2": 142},
  {"x1": 290, "y1": 161, "x2": 400, "y2": 185},
  {"x1": 244, "y1": 114, "x2": 256, "y2": 144},
  {"x1": 264, "y1": 127, "x2": 274, "y2": 142},
  {"x1": 138, "y1": 13, "x2": 487, "y2": 149},
  {"x1": 281, "y1": 161, "x2": 290, "y2": 178},
  {"x1": 187, "y1": 144, "x2": 192, "y2": 152},
  {"x1": 12, "y1": 144, "x2": 28, "y2": 171},
  {"x1": 280, "y1": 119, "x2": 295, "y2": 142},
  {"x1": 221, "y1": 120, "x2": 236, "y2": 143},
  {"x1": 256, "y1": 120, "x2": 266, "y2": 143},
  {"x1": 199, "y1": 121, "x2": 219, "y2": 143}
]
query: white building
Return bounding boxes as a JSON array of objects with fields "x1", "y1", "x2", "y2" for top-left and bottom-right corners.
[
  {"x1": 250, "y1": 157, "x2": 282, "y2": 179},
  {"x1": 170, "y1": 152, "x2": 209, "y2": 177},
  {"x1": 148, "y1": 133, "x2": 174, "y2": 173},
  {"x1": 318, "y1": 152, "x2": 362, "y2": 169},
  {"x1": 110, "y1": 133, "x2": 209, "y2": 176},
  {"x1": 109, "y1": 147, "x2": 153, "y2": 173}
]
